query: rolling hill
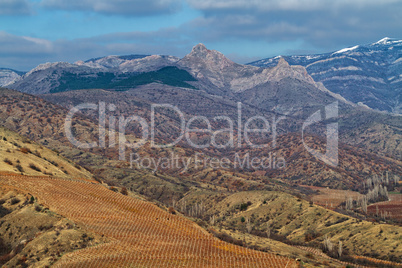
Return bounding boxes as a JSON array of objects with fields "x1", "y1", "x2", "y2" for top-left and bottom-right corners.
[{"x1": 0, "y1": 126, "x2": 91, "y2": 179}]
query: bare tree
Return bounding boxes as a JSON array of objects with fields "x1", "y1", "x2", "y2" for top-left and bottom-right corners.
[
  {"x1": 246, "y1": 218, "x2": 252, "y2": 234},
  {"x1": 360, "y1": 196, "x2": 368, "y2": 214},
  {"x1": 394, "y1": 175, "x2": 399, "y2": 185},
  {"x1": 266, "y1": 225, "x2": 271, "y2": 238},
  {"x1": 345, "y1": 196, "x2": 353, "y2": 210},
  {"x1": 172, "y1": 198, "x2": 176, "y2": 209},
  {"x1": 323, "y1": 234, "x2": 333, "y2": 252},
  {"x1": 338, "y1": 241, "x2": 342, "y2": 257},
  {"x1": 210, "y1": 215, "x2": 215, "y2": 225}
]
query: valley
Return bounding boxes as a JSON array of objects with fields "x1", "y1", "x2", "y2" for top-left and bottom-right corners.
[{"x1": 0, "y1": 40, "x2": 401, "y2": 267}]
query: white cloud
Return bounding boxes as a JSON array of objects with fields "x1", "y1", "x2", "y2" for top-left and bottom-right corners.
[
  {"x1": 0, "y1": 29, "x2": 194, "y2": 70},
  {"x1": 185, "y1": 0, "x2": 402, "y2": 50},
  {"x1": 187, "y1": 0, "x2": 402, "y2": 11},
  {"x1": 22, "y1": 36, "x2": 53, "y2": 50},
  {"x1": 1, "y1": 0, "x2": 401, "y2": 70},
  {"x1": 41, "y1": 0, "x2": 181, "y2": 16}
]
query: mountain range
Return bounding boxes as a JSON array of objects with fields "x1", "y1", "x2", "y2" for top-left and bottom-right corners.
[
  {"x1": 250, "y1": 37, "x2": 402, "y2": 114},
  {"x1": 2, "y1": 38, "x2": 401, "y2": 115}
]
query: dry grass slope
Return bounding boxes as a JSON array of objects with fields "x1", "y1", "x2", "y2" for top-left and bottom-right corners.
[{"x1": 0, "y1": 126, "x2": 92, "y2": 179}]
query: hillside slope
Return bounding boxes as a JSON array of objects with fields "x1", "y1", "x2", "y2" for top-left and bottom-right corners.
[
  {"x1": 0, "y1": 183, "x2": 106, "y2": 267},
  {"x1": 0, "y1": 126, "x2": 92, "y2": 179},
  {"x1": 1, "y1": 87, "x2": 401, "y2": 191},
  {"x1": 179, "y1": 190, "x2": 402, "y2": 263},
  {"x1": 0, "y1": 173, "x2": 297, "y2": 267}
]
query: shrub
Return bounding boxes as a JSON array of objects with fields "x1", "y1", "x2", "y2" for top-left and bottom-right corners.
[
  {"x1": 10, "y1": 197, "x2": 20, "y2": 205},
  {"x1": 168, "y1": 207, "x2": 176, "y2": 214},
  {"x1": 29, "y1": 163, "x2": 41, "y2": 172},
  {"x1": 0, "y1": 238, "x2": 10, "y2": 255},
  {"x1": 120, "y1": 187, "x2": 128, "y2": 195},
  {"x1": 20, "y1": 147, "x2": 31, "y2": 154},
  {"x1": 3, "y1": 158, "x2": 12, "y2": 165},
  {"x1": 110, "y1": 187, "x2": 118, "y2": 192},
  {"x1": 241, "y1": 217, "x2": 246, "y2": 223},
  {"x1": 33, "y1": 150, "x2": 41, "y2": 158},
  {"x1": 239, "y1": 201, "x2": 252, "y2": 211},
  {"x1": 16, "y1": 164, "x2": 24, "y2": 173},
  {"x1": 304, "y1": 228, "x2": 321, "y2": 242}
]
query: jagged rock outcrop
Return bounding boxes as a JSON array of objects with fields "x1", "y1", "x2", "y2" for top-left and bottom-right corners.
[{"x1": 178, "y1": 43, "x2": 260, "y2": 90}]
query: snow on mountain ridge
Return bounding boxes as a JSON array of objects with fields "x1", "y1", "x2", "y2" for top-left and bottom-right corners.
[
  {"x1": 372, "y1": 37, "x2": 402, "y2": 45},
  {"x1": 333, "y1": 45, "x2": 359, "y2": 54},
  {"x1": 24, "y1": 62, "x2": 78, "y2": 77}
]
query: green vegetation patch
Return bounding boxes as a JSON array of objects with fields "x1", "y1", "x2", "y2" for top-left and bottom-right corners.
[
  {"x1": 113, "y1": 66, "x2": 197, "y2": 90},
  {"x1": 51, "y1": 66, "x2": 197, "y2": 93}
]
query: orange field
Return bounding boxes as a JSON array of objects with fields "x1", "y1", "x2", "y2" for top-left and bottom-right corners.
[{"x1": 0, "y1": 173, "x2": 297, "y2": 267}]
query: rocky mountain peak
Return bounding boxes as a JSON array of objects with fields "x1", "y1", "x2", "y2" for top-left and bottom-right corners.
[
  {"x1": 191, "y1": 43, "x2": 208, "y2": 54},
  {"x1": 181, "y1": 43, "x2": 234, "y2": 67},
  {"x1": 258, "y1": 56, "x2": 316, "y2": 86},
  {"x1": 277, "y1": 57, "x2": 290, "y2": 68}
]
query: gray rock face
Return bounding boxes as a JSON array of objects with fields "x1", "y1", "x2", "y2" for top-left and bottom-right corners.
[
  {"x1": 76, "y1": 54, "x2": 180, "y2": 72},
  {"x1": 249, "y1": 37, "x2": 402, "y2": 114},
  {"x1": 177, "y1": 44, "x2": 324, "y2": 98},
  {"x1": 0, "y1": 69, "x2": 22, "y2": 87}
]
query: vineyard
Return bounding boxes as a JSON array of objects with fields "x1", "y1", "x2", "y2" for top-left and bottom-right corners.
[
  {"x1": 303, "y1": 185, "x2": 363, "y2": 208},
  {"x1": 367, "y1": 194, "x2": 402, "y2": 221},
  {"x1": 0, "y1": 173, "x2": 297, "y2": 267}
]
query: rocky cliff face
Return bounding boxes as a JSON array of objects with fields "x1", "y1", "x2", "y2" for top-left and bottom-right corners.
[
  {"x1": 177, "y1": 43, "x2": 259, "y2": 90},
  {"x1": 177, "y1": 44, "x2": 323, "y2": 95},
  {"x1": 250, "y1": 38, "x2": 402, "y2": 114},
  {"x1": 229, "y1": 58, "x2": 318, "y2": 93}
]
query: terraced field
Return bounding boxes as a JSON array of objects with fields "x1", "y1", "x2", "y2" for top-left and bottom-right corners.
[{"x1": 0, "y1": 173, "x2": 297, "y2": 267}]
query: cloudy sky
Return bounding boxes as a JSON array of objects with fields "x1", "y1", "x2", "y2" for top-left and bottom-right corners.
[{"x1": 1, "y1": 0, "x2": 401, "y2": 70}]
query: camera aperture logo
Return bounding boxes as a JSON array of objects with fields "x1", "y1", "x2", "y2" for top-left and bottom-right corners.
[{"x1": 65, "y1": 101, "x2": 339, "y2": 171}]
